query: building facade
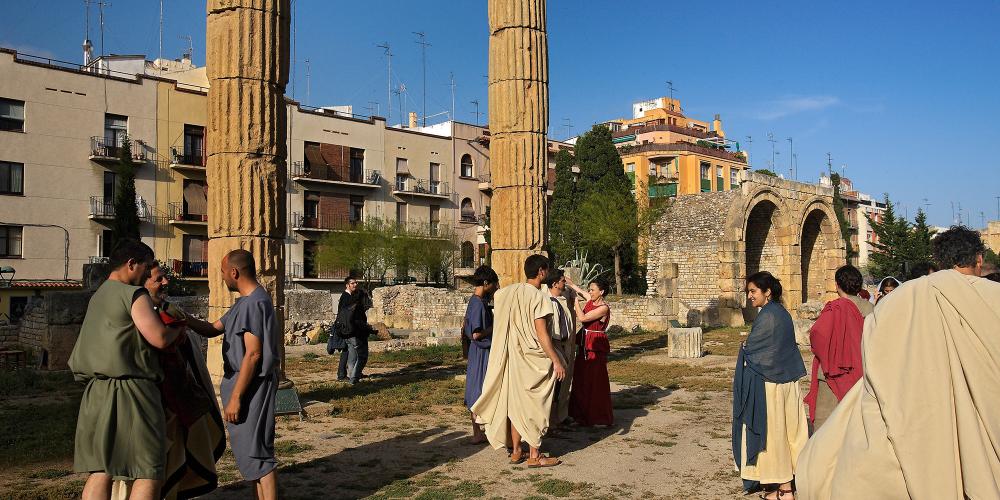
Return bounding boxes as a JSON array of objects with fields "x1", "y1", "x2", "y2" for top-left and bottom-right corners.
[
  {"x1": 603, "y1": 97, "x2": 750, "y2": 210},
  {"x1": 819, "y1": 174, "x2": 886, "y2": 269}
]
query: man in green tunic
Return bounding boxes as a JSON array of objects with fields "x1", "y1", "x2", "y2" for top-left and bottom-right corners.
[{"x1": 69, "y1": 240, "x2": 185, "y2": 500}]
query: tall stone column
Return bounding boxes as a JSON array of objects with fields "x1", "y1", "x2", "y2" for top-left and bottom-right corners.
[
  {"x1": 205, "y1": 0, "x2": 289, "y2": 378},
  {"x1": 488, "y1": 0, "x2": 549, "y2": 287}
]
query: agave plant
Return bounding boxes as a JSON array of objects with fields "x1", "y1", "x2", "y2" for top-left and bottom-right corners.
[{"x1": 560, "y1": 250, "x2": 606, "y2": 287}]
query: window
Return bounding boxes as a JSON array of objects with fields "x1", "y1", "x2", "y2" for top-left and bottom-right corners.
[
  {"x1": 8, "y1": 296, "x2": 28, "y2": 323},
  {"x1": 182, "y1": 235, "x2": 209, "y2": 277},
  {"x1": 303, "y1": 191, "x2": 320, "y2": 221},
  {"x1": 396, "y1": 157, "x2": 408, "y2": 173},
  {"x1": 429, "y1": 162, "x2": 441, "y2": 194},
  {"x1": 625, "y1": 163, "x2": 635, "y2": 173},
  {"x1": 303, "y1": 240, "x2": 318, "y2": 278},
  {"x1": 0, "y1": 161, "x2": 24, "y2": 195},
  {"x1": 182, "y1": 124, "x2": 205, "y2": 166},
  {"x1": 461, "y1": 241, "x2": 475, "y2": 268},
  {"x1": 182, "y1": 179, "x2": 208, "y2": 219},
  {"x1": 101, "y1": 230, "x2": 113, "y2": 258},
  {"x1": 303, "y1": 141, "x2": 321, "y2": 171},
  {"x1": 350, "y1": 195, "x2": 364, "y2": 223},
  {"x1": 700, "y1": 162, "x2": 711, "y2": 179},
  {"x1": 730, "y1": 169, "x2": 738, "y2": 187},
  {"x1": 104, "y1": 114, "x2": 128, "y2": 148},
  {"x1": 648, "y1": 164, "x2": 656, "y2": 177},
  {"x1": 350, "y1": 148, "x2": 364, "y2": 183},
  {"x1": 396, "y1": 201, "x2": 407, "y2": 222},
  {"x1": 430, "y1": 205, "x2": 440, "y2": 236},
  {"x1": 461, "y1": 198, "x2": 476, "y2": 222},
  {"x1": 0, "y1": 98, "x2": 25, "y2": 132},
  {"x1": 396, "y1": 174, "x2": 407, "y2": 191},
  {"x1": 460, "y1": 154, "x2": 474, "y2": 178},
  {"x1": 103, "y1": 171, "x2": 117, "y2": 201},
  {"x1": 0, "y1": 225, "x2": 23, "y2": 258}
]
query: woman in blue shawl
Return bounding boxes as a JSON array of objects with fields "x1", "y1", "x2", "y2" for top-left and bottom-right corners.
[
  {"x1": 732, "y1": 272, "x2": 808, "y2": 500},
  {"x1": 464, "y1": 265, "x2": 499, "y2": 444}
]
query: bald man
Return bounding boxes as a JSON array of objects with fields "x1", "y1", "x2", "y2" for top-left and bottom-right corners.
[{"x1": 186, "y1": 250, "x2": 279, "y2": 499}]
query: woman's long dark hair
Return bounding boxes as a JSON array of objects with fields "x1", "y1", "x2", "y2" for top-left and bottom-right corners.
[{"x1": 746, "y1": 271, "x2": 783, "y2": 303}]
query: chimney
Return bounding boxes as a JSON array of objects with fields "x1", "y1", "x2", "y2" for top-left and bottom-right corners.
[
  {"x1": 712, "y1": 113, "x2": 725, "y2": 138},
  {"x1": 408, "y1": 111, "x2": 418, "y2": 129},
  {"x1": 83, "y1": 39, "x2": 93, "y2": 65}
]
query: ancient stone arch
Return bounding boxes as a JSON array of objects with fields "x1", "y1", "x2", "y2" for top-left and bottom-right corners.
[{"x1": 646, "y1": 171, "x2": 846, "y2": 327}]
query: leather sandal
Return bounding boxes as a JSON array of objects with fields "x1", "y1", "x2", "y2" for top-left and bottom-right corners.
[
  {"x1": 777, "y1": 489, "x2": 795, "y2": 499},
  {"x1": 509, "y1": 449, "x2": 525, "y2": 465},
  {"x1": 526, "y1": 455, "x2": 561, "y2": 468}
]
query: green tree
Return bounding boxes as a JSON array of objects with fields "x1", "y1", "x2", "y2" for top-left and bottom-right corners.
[
  {"x1": 754, "y1": 168, "x2": 778, "y2": 177},
  {"x1": 111, "y1": 134, "x2": 141, "y2": 247},
  {"x1": 408, "y1": 223, "x2": 459, "y2": 284},
  {"x1": 866, "y1": 194, "x2": 912, "y2": 279},
  {"x1": 907, "y1": 208, "x2": 936, "y2": 267},
  {"x1": 547, "y1": 148, "x2": 579, "y2": 263},
  {"x1": 571, "y1": 125, "x2": 640, "y2": 293},
  {"x1": 830, "y1": 173, "x2": 856, "y2": 263},
  {"x1": 158, "y1": 260, "x2": 196, "y2": 296},
  {"x1": 316, "y1": 218, "x2": 395, "y2": 287}
]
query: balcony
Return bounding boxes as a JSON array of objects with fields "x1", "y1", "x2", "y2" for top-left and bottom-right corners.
[
  {"x1": 168, "y1": 202, "x2": 208, "y2": 226},
  {"x1": 88, "y1": 256, "x2": 109, "y2": 264},
  {"x1": 460, "y1": 212, "x2": 486, "y2": 225},
  {"x1": 170, "y1": 259, "x2": 209, "y2": 279},
  {"x1": 89, "y1": 196, "x2": 152, "y2": 222},
  {"x1": 618, "y1": 142, "x2": 748, "y2": 164},
  {"x1": 90, "y1": 136, "x2": 147, "y2": 163},
  {"x1": 288, "y1": 262, "x2": 350, "y2": 282},
  {"x1": 392, "y1": 178, "x2": 451, "y2": 199},
  {"x1": 290, "y1": 161, "x2": 381, "y2": 188},
  {"x1": 477, "y1": 174, "x2": 492, "y2": 192},
  {"x1": 291, "y1": 212, "x2": 363, "y2": 232},
  {"x1": 169, "y1": 147, "x2": 206, "y2": 173}
]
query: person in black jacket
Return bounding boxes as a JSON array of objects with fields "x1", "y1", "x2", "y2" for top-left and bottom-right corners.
[{"x1": 336, "y1": 276, "x2": 373, "y2": 384}]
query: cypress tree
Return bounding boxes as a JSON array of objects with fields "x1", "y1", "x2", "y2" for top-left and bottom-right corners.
[
  {"x1": 111, "y1": 134, "x2": 141, "y2": 247},
  {"x1": 547, "y1": 149, "x2": 579, "y2": 264}
]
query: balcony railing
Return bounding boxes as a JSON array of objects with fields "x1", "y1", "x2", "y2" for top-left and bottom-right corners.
[
  {"x1": 393, "y1": 178, "x2": 451, "y2": 197},
  {"x1": 170, "y1": 259, "x2": 209, "y2": 278},
  {"x1": 89, "y1": 256, "x2": 109, "y2": 264},
  {"x1": 288, "y1": 262, "x2": 351, "y2": 280},
  {"x1": 171, "y1": 147, "x2": 205, "y2": 167},
  {"x1": 89, "y1": 196, "x2": 152, "y2": 222},
  {"x1": 168, "y1": 202, "x2": 208, "y2": 223},
  {"x1": 290, "y1": 161, "x2": 380, "y2": 186},
  {"x1": 90, "y1": 136, "x2": 147, "y2": 162},
  {"x1": 291, "y1": 212, "x2": 363, "y2": 231},
  {"x1": 618, "y1": 142, "x2": 748, "y2": 163}
]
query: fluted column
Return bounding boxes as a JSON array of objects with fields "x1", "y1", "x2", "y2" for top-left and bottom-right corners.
[
  {"x1": 488, "y1": 0, "x2": 549, "y2": 286},
  {"x1": 205, "y1": 0, "x2": 289, "y2": 378}
]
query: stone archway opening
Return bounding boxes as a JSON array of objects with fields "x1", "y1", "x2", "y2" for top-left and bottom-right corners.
[
  {"x1": 801, "y1": 208, "x2": 834, "y2": 304},
  {"x1": 744, "y1": 199, "x2": 782, "y2": 322}
]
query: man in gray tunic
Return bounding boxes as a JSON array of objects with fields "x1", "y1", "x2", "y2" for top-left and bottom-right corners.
[{"x1": 186, "y1": 249, "x2": 279, "y2": 499}]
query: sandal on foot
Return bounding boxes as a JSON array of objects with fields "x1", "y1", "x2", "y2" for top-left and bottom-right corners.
[
  {"x1": 777, "y1": 489, "x2": 795, "y2": 499},
  {"x1": 509, "y1": 450, "x2": 525, "y2": 465},
  {"x1": 526, "y1": 455, "x2": 561, "y2": 468}
]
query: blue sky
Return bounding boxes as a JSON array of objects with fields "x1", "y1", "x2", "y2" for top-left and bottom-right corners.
[{"x1": 4, "y1": 0, "x2": 999, "y2": 227}]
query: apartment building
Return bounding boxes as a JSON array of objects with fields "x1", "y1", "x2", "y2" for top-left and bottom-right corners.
[
  {"x1": 603, "y1": 97, "x2": 750, "y2": 210},
  {"x1": 819, "y1": 174, "x2": 887, "y2": 269}
]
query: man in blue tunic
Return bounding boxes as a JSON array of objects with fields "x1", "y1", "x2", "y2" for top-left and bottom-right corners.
[{"x1": 187, "y1": 249, "x2": 279, "y2": 499}]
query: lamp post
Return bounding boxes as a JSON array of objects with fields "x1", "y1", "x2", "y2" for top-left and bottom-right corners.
[{"x1": 0, "y1": 266, "x2": 15, "y2": 287}]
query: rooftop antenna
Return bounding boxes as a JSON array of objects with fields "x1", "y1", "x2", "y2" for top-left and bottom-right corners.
[
  {"x1": 83, "y1": 0, "x2": 95, "y2": 65},
  {"x1": 841, "y1": 163, "x2": 847, "y2": 178},
  {"x1": 158, "y1": 0, "x2": 163, "y2": 72},
  {"x1": 376, "y1": 42, "x2": 392, "y2": 124},
  {"x1": 767, "y1": 132, "x2": 777, "y2": 170},
  {"x1": 413, "y1": 31, "x2": 431, "y2": 127},
  {"x1": 826, "y1": 152, "x2": 833, "y2": 176},
  {"x1": 304, "y1": 58, "x2": 311, "y2": 106},
  {"x1": 449, "y1": 72, "x2": 455, "y2": 124},
  {"x1": 97, "y1": 0, "x2": 110, "y2": 58},
  {"x1": 366, "y1": 101, "x2": 380, "y2": 118},
  {"x1": 666, "y1": 80, "x2": 677, "y2": 110},
  {"x1": 393, "y1": 84, "x2": 406, "y2": 126},
  {"x1": 179, "y1": 35, "x2": 193, "y2": 62},
  {"x1": 786, "y1": 137, "x2": 794, "y2": 179},
  {"x1": 562, "y1": 118, "x2": 573, "y2": 139},
  {"x1": 290, "y1": 0, "x2": 296, "y2": 99},
  {"x1": 745, "y1": 135, "x2": 752, "y2": 166},
  {"x1": 995, "y1": 195, "x2": 999, "y2": 220},
  {"x1": 981, "y1": 211, "x2": 986, "y2": 228},
  {"x1": 470, "y1": 99, "x2": 481, "y2": 126}
]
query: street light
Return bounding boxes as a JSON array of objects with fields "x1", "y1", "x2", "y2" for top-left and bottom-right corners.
[{"x1": 0, "y1": 266, "x2": 15, "y2": 287}]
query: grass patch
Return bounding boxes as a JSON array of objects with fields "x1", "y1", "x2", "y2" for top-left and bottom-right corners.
[
  {"x1": 302, "y1": 352, "x2": 320, "y2": 360},
  {"x1": 369, "y1": 479, "x2": 418, "y2": 499},
  {"x1": 534, "y1": 478, "x2": 589, "y2": 497},
  {"x1": 27, "y1": 469, "x2": 72, "y2": 479},
  {"x1": 369, "y1": 344, "x2": 464, "y2": 367},
  {"x1": 640, "y1": 439, "x2": 676, "y2": 447},
  {"x1": 608, "y1": 360, "x2": 728, "y2": 392},
  {"x1": 702, "y1": 327, "x2": 748, "y2": 356},
  {"x1": 0, "y1": 370, "x2": 77, "y2": 398},
  {"x1": 452, "y1": 480, "x2": 486, "y2": 497},
  {"x1": 0, "y1": 399, "x2": 78, "y2": 466},
  {"x1": 305, "y1": 374, "x2": 464, "y2": 421},
  {"x1": 1, "y1": 478, "x2": 86, "y2": 499},
  {"x1": 273, "y1": 440, "x2": 314, "y2": 456}
]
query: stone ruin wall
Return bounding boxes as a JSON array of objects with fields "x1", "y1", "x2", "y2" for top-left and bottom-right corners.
[{"x1": 646, "y1": 172, "x2": 846, "y2": 328}]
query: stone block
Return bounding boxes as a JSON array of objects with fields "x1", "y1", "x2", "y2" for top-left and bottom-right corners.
[
  {"x1": 372, "y1": 322, "x2": 392, "y2": 341},
  {"x1": 685, "y1": 309, "x2": 703, "y2": 328},
  {"x1": 426, "y1": 335, "x2": 462, "y2": 347},
  {"x1": 305, "y1": 326, "x2": 324, "y2": 345},
  {"x1": 44, "y1": 324, "x2": 81, "y2": 370},
  {"x1": 797, "y1": 301, "x2": 824, "y2": 321},
  {"x1": 794, "y1": 319, "x2": 814, "y2": 346},
  {"x1": 667, "y1": 327, "x2": 704, "y2": 359},
  {"x1": 286, "y1": 289, "x2": 334, "y2": 321},
  {"x1": 430, "y1": 327, "x2": 462, "y2": 338}
]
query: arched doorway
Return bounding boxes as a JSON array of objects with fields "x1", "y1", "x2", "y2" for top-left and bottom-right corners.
[
  {"x1": 744, "y1": 199, "x2": 783, "y2": 322},
  {"x1": 800, "y1": 208, "x2": 835, "y2": 304},
  {"x1": 461, "y1": 241, "x2": 475, "y2": 268}
]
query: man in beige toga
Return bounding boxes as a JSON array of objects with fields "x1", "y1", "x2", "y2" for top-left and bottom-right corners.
[
  {"x1": 796, "y1": 226, "x2": 1000, "y2": 499},
  {"x1": 471, "y1": 255, "x2": 567, "y2": 467}
]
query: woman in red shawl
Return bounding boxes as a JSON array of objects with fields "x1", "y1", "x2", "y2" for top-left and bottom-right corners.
[
  {"x1": 804, "y1": 265, "x2": 873, "y2": 431},
  {"x1": 566, "y1": 276, "x2": 614, "y2": 426}
]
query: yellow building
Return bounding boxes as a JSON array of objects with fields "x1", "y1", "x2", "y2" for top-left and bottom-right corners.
[
  {"x1": 153, "y1": 67, "x2": 211, "y2": 291},
  {"x1": 604, "y1": 97, "x2": 749, "y2": 210}
]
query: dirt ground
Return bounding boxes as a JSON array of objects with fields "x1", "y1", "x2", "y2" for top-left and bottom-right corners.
[{"x1": 1, "y1": 327, "x2": 814, "y2": 499}]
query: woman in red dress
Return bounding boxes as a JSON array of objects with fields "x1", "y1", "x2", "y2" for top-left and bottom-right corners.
[{"x1": 566, "y1": 276, "x2": 614, "y2": 426}]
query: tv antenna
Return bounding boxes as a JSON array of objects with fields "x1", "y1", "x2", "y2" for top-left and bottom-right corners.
[
  {"x1": 449, "y1": 72, "x2": 456, "y2": 125},
  {"x1": 413, "y1": 31, "x2": 431, "y2": 127},
  {"x1": 304, "y1": 58, "x2": 311, "y2": 106},
  {"x1": 666, "y1": 80, "x2": 677, "y2": 110},
  {"x1": 562, "y1": 118, "x2": 573, "y2": 139},
  {"x1": 179, "y1": 35, "x2": 193, "y2": 62},
  {"x1": 767, "y1": 133, "x2": 777, "y2": 169},
  {"x1": 786, "y1": 137, "x2": 794, "y2": 179},
  {"x1": 376, "y1": 42, "x2": 393, "y2": 124},
  {"x1": 470, "y1": 100, "x2": 482, "y2": 126},
  {"x1": 826, "y1": 152, "x2": 833, "y2": 175},
  {"x1": 365, "y1": 101, "x2": 380, "y2": 118}
]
